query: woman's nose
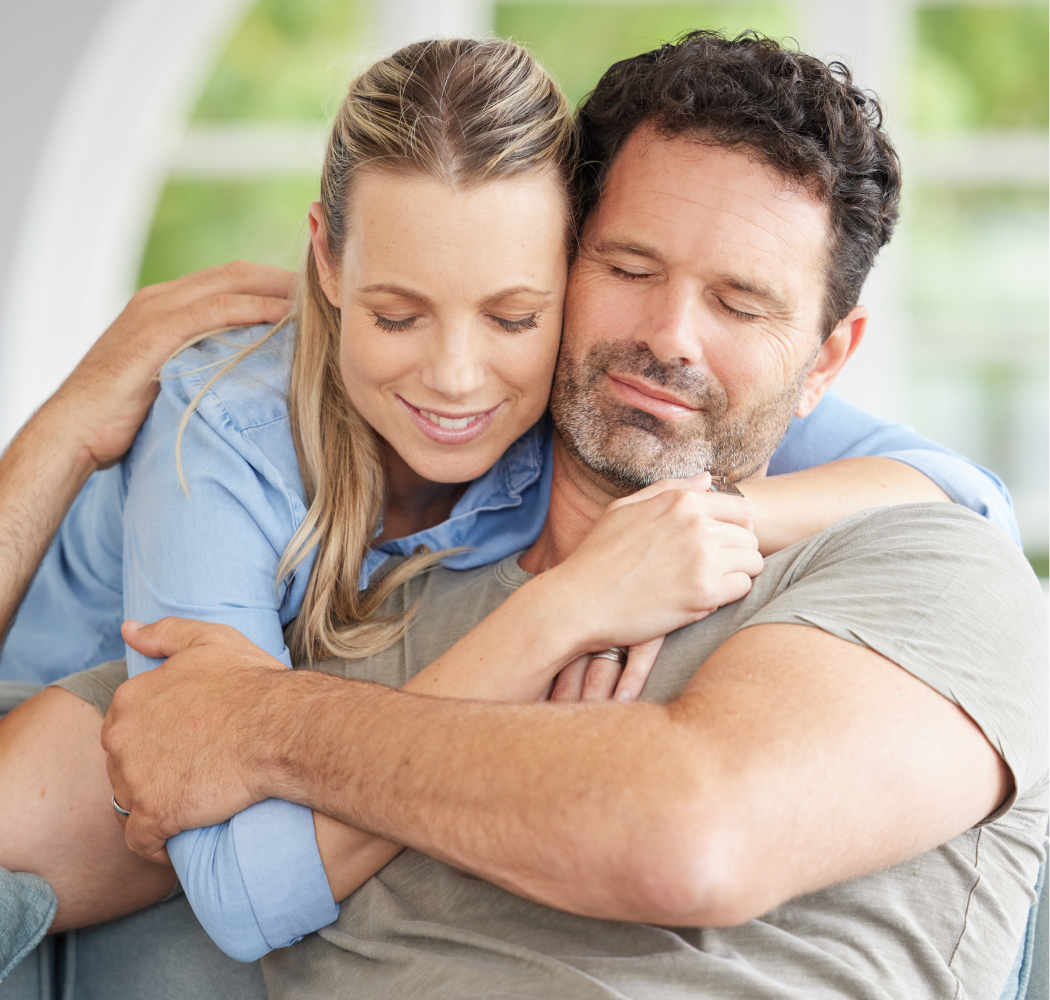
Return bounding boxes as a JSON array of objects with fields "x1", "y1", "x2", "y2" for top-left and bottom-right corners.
[{"x1": 421, "y1": 323, "x2": 487, "y2": 400}]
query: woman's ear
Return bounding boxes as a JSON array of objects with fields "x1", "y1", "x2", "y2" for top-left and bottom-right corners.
[
  {"x1": 309, "y1": 203, "x2": 342, "y2": 308},
  {"x1": 795, "y1": 305, "x2": 867, "y2": 418}
]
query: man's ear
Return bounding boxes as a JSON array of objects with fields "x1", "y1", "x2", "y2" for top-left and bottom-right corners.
[
  {"x1": 309, "y1": 202, "x2": 342, "y2": 309},
  {"x1": 795, "y1": 305, "x2": 867, "y2": 418}
]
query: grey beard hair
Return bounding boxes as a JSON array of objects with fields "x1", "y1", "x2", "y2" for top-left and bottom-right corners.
[{"x1": 549, "y1": 340, "x2": 811, "y2": 497}]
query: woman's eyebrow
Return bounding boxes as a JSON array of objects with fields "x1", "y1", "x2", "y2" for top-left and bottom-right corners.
[
  {"x1": 478, "y1": 284, "x2": 554, "y2": 307},
  {"x1": 358, "y1": 283, "x2": 430, "y2": 302},
  {"x1": 359, "y1": 283, "x2": 553, "y2": 306}
]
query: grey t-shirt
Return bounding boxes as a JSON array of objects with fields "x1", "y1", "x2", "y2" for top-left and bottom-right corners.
[{"x1": 256, "y1": 503, "x2": 1047, "y2": 1000}]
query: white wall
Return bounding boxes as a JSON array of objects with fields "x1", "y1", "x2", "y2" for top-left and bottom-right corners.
[{"x1": 0, "y1": 0, "x2": 251, "y2": 449}]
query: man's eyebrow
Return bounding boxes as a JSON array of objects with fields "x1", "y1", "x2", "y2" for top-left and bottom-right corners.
[{"x1": 591, "y1": 239, "x2": 663, "y2": 261}]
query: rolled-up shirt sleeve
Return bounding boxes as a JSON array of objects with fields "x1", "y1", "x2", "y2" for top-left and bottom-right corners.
[{"x1": 168, "y1": 801, "x2": 337, "y2": 962}]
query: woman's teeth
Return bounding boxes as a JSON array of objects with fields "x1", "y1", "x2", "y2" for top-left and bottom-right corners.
[{"x1": 421, "y1": 410, "x2": 481, "y2": 430}]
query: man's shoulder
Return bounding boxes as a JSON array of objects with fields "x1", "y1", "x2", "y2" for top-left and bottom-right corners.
[
  {"x1": 401, "y1": 553, "x2": 530, "y2": 613},
  {"x1": 748, "y1": 501, "x2": 1044, "y2": 653},
  {"x1": 654, "y1": 503, "x2": 1046, "y2": 720},
  {"x1": 738, "y1": 502, "x2": 1048, "y2": 793},
  {"x1": 776, "y1": 501, "x2": 1043, "y2": 623},
  {"x1": 798, "y1": 501, "x2": 1026, "y2": 567}
]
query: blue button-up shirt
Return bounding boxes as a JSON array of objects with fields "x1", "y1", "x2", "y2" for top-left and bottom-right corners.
[{"x1": 0, "y1": 324, "x2": 1020, "y2": 961}]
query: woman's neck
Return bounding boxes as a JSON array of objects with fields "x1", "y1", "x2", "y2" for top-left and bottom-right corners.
[{"x1": 375, "y1": 446, "x2": 470, "y2": 544}]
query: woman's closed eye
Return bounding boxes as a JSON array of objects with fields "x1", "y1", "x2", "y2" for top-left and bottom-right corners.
[
  {"x1": 491, "y1": 313, "x2": 539, "y2": 333},
  {"x1": 372, "y1": 313, "x2": 419, "y2": 332}
]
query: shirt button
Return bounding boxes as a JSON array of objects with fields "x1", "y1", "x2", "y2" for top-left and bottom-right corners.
[{"x1": 413, "y1": 544, "x2": 431, "y2": 555}]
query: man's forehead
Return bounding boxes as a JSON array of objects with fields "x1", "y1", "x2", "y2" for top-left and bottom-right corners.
[{"x1": 589, "y1": 127, "x2": 830, "y2": 280}]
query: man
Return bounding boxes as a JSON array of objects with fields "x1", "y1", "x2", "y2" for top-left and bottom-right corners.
[{"x1": 102, "y1": 34, "x2": 1046, "y2": 999}]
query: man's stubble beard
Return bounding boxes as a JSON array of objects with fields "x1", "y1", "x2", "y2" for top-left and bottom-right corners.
[{"x1": 549, "y1": 340, "x2": 812, "y2": 498}]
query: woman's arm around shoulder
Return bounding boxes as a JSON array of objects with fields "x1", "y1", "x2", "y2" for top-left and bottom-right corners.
[{"x1": 745, "y1": 390, "x2": 1020, "y2": 555}]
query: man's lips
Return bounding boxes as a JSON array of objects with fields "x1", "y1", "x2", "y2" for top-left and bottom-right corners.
[
  {"x1": 397, "y1": 396, "x2": 504, "y2": 445},
  {"x1": 607, "y1": 374, "x2": 699, "y2": 421}
]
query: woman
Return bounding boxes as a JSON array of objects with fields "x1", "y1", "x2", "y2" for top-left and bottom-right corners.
[{"x1": 0, "y1": 37, "x2": 1009, "y2": 963}]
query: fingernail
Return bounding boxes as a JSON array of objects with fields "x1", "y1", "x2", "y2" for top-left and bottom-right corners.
[
  {"x1": 124, "y1": 620, "x2": 145, "y2": 632},
  {"x1": 616, "y1": 689, "x2": 634, "y2": 702}
]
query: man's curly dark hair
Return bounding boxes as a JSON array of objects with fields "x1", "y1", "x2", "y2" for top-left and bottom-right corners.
[{"x1": 575, "y1": 30, "x2": 902, "y2": 340}]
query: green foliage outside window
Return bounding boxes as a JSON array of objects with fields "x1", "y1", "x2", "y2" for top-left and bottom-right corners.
[
  {"x1": 914, "y1": 4, "x2": 1049, "y2": 130},
  {"x1": 138, "y1": 178, "x2": 316, "y2": 288},
  {"x1": 192, "y1": 0, "x2": 370, "y2": 122},
  {"x1": 495, "y1": 3, "x2": 796, "y2": 108}
]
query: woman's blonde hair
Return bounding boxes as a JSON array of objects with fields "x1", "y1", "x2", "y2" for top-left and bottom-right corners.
[{"x1": 180, "y1": 38, "x2": 576, "y2": 664}]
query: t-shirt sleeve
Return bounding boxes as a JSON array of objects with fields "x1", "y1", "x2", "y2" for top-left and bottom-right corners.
[
  {"x1": 737, "y1": 504, "x2": 1048, "y2": 804},
  {"x1": 769, "y1": 391, "x2": 1021, "y2": 547},
  {"x1": 122, "y1": 362, "x2": 337, "y2": 960}
]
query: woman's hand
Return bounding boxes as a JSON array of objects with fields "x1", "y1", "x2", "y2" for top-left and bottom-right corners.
[
  {"x1": 533, "y1": 474, "x2": 762, "y2": 665},
  {"x1": 550, "y1": 636, "x2": 665, "y2": 703}
]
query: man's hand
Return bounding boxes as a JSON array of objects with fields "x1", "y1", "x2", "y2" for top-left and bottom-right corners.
[
  {"x1": 102, "y1": 618, "x2": 287, "y2": 862},
  {"x1": 47, "y1": 261, "x2": 293, "y2": 469},
  {"x1": 0, "y1": 261, "x2": 293, "y2": 640}
]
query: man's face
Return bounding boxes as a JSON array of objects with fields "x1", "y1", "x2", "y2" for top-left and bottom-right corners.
[{"x1": 552, "y1": 128, "x2": 832, "y2": 491}]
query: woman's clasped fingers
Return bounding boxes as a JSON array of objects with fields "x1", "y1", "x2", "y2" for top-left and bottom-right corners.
[
  {"x1": 615, "y1": 636, "x2": 665, "y2": 702},
  {"x1": 550, "y1": 654, "x2": 591, "y2": 702},
  {"x1": 580, "y1": 650, "x2": 627, "y2": 702}
]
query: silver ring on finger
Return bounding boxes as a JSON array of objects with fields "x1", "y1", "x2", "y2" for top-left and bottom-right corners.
[
  {"x1": 112, "y1": 794, "x2": 131, "y2": 818},
  {"x1": 590, "y1": 647, "x2": 627, "y2": 666}
]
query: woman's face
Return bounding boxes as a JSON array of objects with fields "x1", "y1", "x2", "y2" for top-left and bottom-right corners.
[{"x1": 311, "y1": 169, "x2": 568, "y2": 485}]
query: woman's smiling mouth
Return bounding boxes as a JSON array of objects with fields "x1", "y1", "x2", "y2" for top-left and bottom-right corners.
[
  {"x1": 397, "y1": 396, "x2": 505, "y2": 445},
  {"x1": 420, "y1": 410, "x2": 481, "y2": 430}
]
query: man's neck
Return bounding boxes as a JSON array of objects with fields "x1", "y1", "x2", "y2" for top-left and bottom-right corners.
[{"x1": 518, "y1": 437, "x2": 620, "y2": 575}]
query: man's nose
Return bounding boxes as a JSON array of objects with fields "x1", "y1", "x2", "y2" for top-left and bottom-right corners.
[
  {"x1": 634, "y1": 282, "x2": 705, "y2": 367},
  {"x1": 421, "y1": 321, "x2": 487, "y2": 400}
]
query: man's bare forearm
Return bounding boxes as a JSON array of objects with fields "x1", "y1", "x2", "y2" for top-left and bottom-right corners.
[
  {"x1": 259, "y1": 670, "x2": 708, "y2": 924},
  {"x1": 0, "y1": 407, "x2": 97, "y2": 638},
  {"x1": 254, "y1": 624, "x2": 1007, "y2": 930},
  {"x1": 106, "y1": 564, "x2": 1005, "y2": 931}
]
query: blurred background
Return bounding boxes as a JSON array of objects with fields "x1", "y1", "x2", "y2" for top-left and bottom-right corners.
[{"x1": 0, "y1": 0, "x2": 1046, "y2": 574}]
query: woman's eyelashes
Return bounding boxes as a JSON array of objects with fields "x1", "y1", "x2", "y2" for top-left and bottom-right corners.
[
  {"x1": 370, "y1": 312, "x2": 539, "y2": 333},
  {"x1": 372, "y1": 313, "x2": 418, "y2": 332},
  {"x1": 491, "y1": 313, "x2": 538, "y2": 333}
]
